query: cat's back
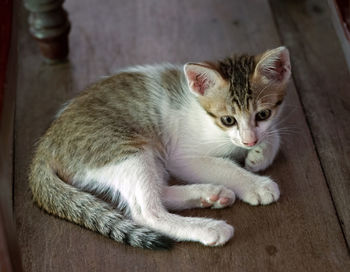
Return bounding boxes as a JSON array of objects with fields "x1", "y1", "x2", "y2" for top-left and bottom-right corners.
[
  {"x1": 68, "y1": 63, "x2": 186, "y2": 115},
  {"x1": 35, "y1": 64, "x2": 188, "y2": 168}
]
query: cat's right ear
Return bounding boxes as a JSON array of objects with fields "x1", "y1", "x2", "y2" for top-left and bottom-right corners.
[{"x1": 184, "y1": 63, "x2": 223, "y2": 96}]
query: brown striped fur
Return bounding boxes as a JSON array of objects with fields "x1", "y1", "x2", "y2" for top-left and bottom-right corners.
[
  {"x1": 197, "y1": 50, "x2": 289, "y2": 129},
  {"x1": 29, "y1": 47, "x2": 290, "y2": 249}
]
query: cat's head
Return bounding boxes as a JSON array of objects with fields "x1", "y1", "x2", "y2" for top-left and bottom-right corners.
[{"x1": 184, "y1": 46, "x2": 291, "y2": 149}]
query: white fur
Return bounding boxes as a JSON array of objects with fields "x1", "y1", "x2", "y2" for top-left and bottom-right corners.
[
  {"x1": 71, "y1": 62, "x2": 285, "y2": 246},
  {"x1": 74, "y1": 149, "x2": 234, "y2": 246},
  {"x1": 162, "y1": 184, "x2": 236, "y2": 210},
  {"x1": 55, "y1": 99, "x2": 72, "y2": 119}
]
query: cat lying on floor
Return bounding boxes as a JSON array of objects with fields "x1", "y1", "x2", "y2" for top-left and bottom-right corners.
[{"x1": 29, "y1": 46, "x2": 291, "y2": 249}]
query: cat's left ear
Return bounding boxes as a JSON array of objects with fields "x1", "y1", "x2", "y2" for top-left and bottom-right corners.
[
  {"x1": 254, "y1": 46, "x2": 291, "y2": 85},
  {"x1": 184, "y1": 63, "x2": 224, "y2": 96}
]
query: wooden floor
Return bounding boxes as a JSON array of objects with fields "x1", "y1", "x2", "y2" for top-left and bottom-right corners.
[{"x1": 12, "y1": 0, "x2": 350, "y2": 271}]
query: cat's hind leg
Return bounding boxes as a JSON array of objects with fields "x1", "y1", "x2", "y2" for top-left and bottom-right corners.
[
  {"x1": 162, "y1": 184, "x2": 235, "y2": 211},
  {"x1": 93, "y1": 149, "x2": 234, "y2": 246}
]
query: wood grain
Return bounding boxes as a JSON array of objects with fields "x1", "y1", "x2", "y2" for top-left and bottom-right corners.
[
  {"x1": 329, "y1": 0, "x2": 350, "y2": 71},
  {"x1": 0, "y1": 0, "x2": 23, "y2": 270},
  {"x1": 14, "y1": 0, "x2": 350, "y2": 271},
  {"x1": 270, "y1": 0, "x2": 350, "y2": 249},
  {"x1": 0, "y1": 0, "x2": 13, "y2": 119}
]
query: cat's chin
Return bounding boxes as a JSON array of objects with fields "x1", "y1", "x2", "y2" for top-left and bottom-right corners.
[
  {"x1": 231, "y1": 141, "x2": 257, "y2": 150},
  {"x1": 230, "y1": 140, "x2": 247, "y2": 149}
]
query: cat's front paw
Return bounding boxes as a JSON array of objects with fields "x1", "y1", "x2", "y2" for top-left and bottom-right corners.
[
  {"x1": 240, "y1": 177, "x2": 280, "y2": 206},
  {"x1": 245, "y1": 145, "x2": 271, "y2": 172}
]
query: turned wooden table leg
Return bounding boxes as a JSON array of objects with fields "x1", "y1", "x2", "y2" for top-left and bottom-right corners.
[{"x1": 24, "y1": 0, "x2": 71, "y2": 62}]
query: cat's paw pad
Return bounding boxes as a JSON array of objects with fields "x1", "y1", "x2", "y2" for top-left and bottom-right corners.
[
  {"x1": 241, "y1": 177, "x2": 280, "y2": 206},
  {"x1": 200, "y1": 221, "x2": 234, "y2": 246},
  {"x1": 200, "y1": 185, "x2": 235, "y2": 209},
  {"x1": 245, "y1": 146, "x2": 270, "y2": 172}
]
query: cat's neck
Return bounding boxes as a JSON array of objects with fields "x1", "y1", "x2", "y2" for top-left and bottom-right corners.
[{"x1": 162, "y1": 81, "x2": 235, "y2": 158}]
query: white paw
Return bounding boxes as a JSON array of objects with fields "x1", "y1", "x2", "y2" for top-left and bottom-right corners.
[
  {"x1": 199, "y1": 220, "x2": 234, "y2": 246},
  {"x1": 245, "y1": 146, "x2": 271, "y2": 172},
  {"x1": 199, "y1": 185, "x2": 236, "y2": 209},
  {"x1": 240, "y1": 177, "x2": 280, "y2": 206}
]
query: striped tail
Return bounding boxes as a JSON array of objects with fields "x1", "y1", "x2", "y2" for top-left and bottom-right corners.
[{"x1": 29, "y1": 158, "x2": 173, "y2": 249}]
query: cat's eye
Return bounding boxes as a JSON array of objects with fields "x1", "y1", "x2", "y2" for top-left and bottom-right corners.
[
  {"x1": 256, "y1": 109, "x2": 271, "y2": 121},
  {"x1": 220, "y1": 116, "x2": 236, "y2": 127}
]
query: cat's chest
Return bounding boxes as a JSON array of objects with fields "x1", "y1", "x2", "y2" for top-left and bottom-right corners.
[
  {"x1": 168, "y1": 130, "x2": 235, "y2": 159},
  {"x1": 161, "y1": 101, "x2": 239, "y2": 160}
]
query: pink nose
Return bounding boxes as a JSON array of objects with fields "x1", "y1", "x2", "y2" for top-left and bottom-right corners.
[{"x1": 243, "y1": 140, "x2": 258, "y2": 147}]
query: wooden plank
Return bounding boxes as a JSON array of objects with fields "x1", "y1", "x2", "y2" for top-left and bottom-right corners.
[
  {"x1": 270, "y1": 0, "x2": 350, "y2": 249},
  {"x1": 0, "y1": 0, "x2": 23, "y2": 271},
  {"x1": 0, "y1": 0, "x2": 13, "y2": 118},
  {"x1": 328, "y1": 0, "x2": 350, "y2": 72},
  {"x1": 14, "y1": 0, "x2": 350, "y2": 271}
]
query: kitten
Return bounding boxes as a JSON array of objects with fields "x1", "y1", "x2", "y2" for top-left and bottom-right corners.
[{"x1": 29, "y1": 47, "x2": 291, "y2": 249}]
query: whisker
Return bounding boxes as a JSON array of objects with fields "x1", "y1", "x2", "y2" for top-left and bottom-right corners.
[{"x1": 273, "y1": 109, "x2": 298, "y2": 127}]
